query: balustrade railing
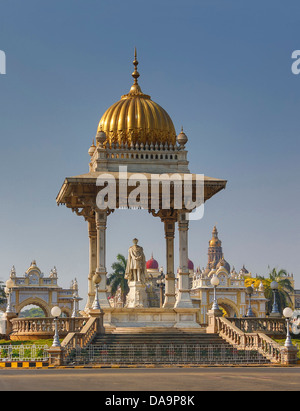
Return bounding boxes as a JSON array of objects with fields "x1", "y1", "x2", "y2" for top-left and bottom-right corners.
[
  {"x1": 228, "y1": 317, "x2": 286, "y2": 335},
  {"x1": 105, "y1": 146, "x2": 180, "y2": 162},
  {"x1": 61, "y1": 316, "x2": 101, "y2": 363},
  {"x1": 10, "y1": 317, "x2": 87, "y2": 338},
  {"x1": 6, "y1": 315, "x2": 298, "y2": 365},
  {"x1": 216, "y1": 317, "x2": 284, "y2": 363}
]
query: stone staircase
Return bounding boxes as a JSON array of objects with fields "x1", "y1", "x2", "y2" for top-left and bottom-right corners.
[
  {"x1": 93, "y1": 332, "x2": 223, "y2": 346},
  {"x1": 71, "y1": 330, "x2": 271, "y2": 365}
]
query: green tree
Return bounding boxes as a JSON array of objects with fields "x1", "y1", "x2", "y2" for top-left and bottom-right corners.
[
  {"x1": 0, "y1": 281, "x2": 6, "y2": 305},
  {"x1": 257, "y1": 268, "x2": 294, "y2": 315},
  {"x1": 107, "y1": 254, "x2": 129, "y2": 305},
  {"x1": 19, "y1": 307, "x2": 45, "y2": 318}
]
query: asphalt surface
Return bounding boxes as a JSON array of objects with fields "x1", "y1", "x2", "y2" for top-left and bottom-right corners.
[{"x1": 0, "y1": 366, "x2": 300, "y2": 392}]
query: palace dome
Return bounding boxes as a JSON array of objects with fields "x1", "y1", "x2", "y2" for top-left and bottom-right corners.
[
  {"x1": 97, "y1": 50, "x2": 176, "y2": 148},
  {"x1": 146, "y1": 255, "x2": 159, "y2": 270},
  {"x1": 216, "y1": 255, "x2": 230, "y2": 273},
  {"x1": 188, "y1": 259, "x2": 194, "y2": 270},
  {"x1": 209, "y1": 237, "x2": 222, "y2": 247}
]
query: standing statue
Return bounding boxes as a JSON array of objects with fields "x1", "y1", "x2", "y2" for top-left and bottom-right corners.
[{"x1": 125, "y1": 238, "x2": 147, "y2": 283}]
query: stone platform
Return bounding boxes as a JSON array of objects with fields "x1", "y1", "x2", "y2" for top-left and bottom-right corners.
[{"x1": 101, "y1": 307, "x2": 202, "y2": 333}]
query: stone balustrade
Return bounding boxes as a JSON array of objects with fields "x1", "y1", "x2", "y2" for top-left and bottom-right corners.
[
  {"x1": 228, "y1": 317, "x2": 286, "y2": 335},
  {"x1": 214, "y1": 316, "x2": 298, "y2": 365},
  {"x1": 48, "y1": 310, "x2": 104, "y2": 366},
  {"x1": 104, "y1": 147, "x2": 181, "y2": 163},
  {"x1": 9, "y1": 317, "x2": 87, "y2": 341},
  {"x1": 91, "y1": 141, "x2": 189, "y2": 174}
]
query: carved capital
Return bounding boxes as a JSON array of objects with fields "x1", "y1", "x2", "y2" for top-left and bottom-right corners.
[
  {"x1": 72, "y1": 206, "x2": 95, "y2": 223},
  {"x1": 148, "y1": 209, "x2": 178, "y2": 222}
]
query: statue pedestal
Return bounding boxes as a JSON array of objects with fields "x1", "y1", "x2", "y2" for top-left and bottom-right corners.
[
  {"x1": 125, "y1": 281, "x2": 149, "y2": 308},
  {"x1": 101, "y1": 307, "x2": 202, "y2": 332}
]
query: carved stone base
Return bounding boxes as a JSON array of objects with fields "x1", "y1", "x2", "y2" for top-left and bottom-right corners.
[
  {"x1": 125, "y1": 281, "x2": 149, "y2": 308},
  {"x1": 47, "y1": 346, "x2": 63, "y2": 366},
  {"x1": 101, "y1": 307, "x2": 203, "y2": 332},
  {"x1": 280, "y1": 345, "x2": 299, "y2": 365}
]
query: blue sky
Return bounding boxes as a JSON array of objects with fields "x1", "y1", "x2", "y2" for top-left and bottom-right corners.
[{"x1": 0, "y1": 0, "x2": 299, "y2": 306}]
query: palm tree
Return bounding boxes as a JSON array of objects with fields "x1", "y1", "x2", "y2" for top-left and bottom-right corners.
[
  {"x1": 256, "y1": 268, "x2": 294, "y2": 315},
  {"x1": 107, "y1": 254, "x2": 129, "y2": 305}
]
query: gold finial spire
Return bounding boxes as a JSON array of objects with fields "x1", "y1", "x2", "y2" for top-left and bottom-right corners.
[
  {"x1": 129, "y1": 47, "x2": 142, "y2": 94},
  {"x1": 132, "y1": 47, "x2": 140, "y2": 84}
]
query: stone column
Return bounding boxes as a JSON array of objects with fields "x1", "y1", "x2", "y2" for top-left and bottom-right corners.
[
  {"x1": 95, "y1": 209, "x2": 110, "y2": 308},
  {"x1": 163, "y1": 219, "x2": 176, "y2": 308},
  {"x1": 175, "y1": 212, "x2": 193, "y2": 308},
  {"x1": 85, "y1": 218, "x2": 97, "y2": 311}
]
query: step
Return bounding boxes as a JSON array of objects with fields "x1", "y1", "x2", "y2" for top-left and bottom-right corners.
[
  {"x1": 93, "y1": 332, "x2": 221, "y2": 338},
  {"x1": 104, "y1": 327, "x2": 207, "y2": 334},
  {"x1": 107, "y1": 329, "x2": 206, "y2": 334},
  {"x1": 65, "y1": 332, "x2": 271, "y2": 365},
  {"x1": 92, "y1": 334, "x2": 229, "y2": 347},
  {"x1": 93, "y1": 337, "x2": 225, "y2": 343}
]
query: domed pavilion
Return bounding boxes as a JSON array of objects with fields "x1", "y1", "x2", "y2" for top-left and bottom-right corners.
[{"x1": 56, "y1": 50, "x2": 227, "y2": 330}]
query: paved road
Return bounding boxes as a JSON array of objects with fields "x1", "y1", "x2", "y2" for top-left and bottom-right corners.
[{"x1": 0, "y1": 367, "x2": 300, "y2": 392}]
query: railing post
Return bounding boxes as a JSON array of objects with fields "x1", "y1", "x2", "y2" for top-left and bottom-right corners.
[
  {"x1": 89, "y1": 309, "x2": 105, "y2": 334},
  {"x1": 280, "y1": 345, "x2": 299, "y2": 365},
  {"x1": 47, "y1": 345, "x2": 63, "y2": 366},
  {"x1": 4, "y1": 312, "x2": 17, "y2": 338},
  {"x1": 206, "y1": 310, "x2": 222, "y2": 333}
]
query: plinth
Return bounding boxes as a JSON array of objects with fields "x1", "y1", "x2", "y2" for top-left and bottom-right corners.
[{"x1": 125, "y1": 281, "x2": 149, "y2": 308}]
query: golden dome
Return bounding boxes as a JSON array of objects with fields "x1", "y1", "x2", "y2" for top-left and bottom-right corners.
[
  {"x1": 97, "y1": 49, "x2": 176, "y2": 148},
  {"x1": 209, "y1": 238, "x2": 221, "y2": 247}
]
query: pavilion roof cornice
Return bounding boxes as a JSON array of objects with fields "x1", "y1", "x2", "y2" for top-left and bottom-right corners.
[{"x1": 56, "y1": 171, "x2": 227, "y2": 213}]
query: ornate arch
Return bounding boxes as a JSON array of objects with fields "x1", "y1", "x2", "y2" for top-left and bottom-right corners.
[
  {"x1": 216, "y1": 297, "x2": 239, "y2": 318},
  {"x1": 16, "y1": 297, "x2": 51, "y2": 317},
  {"x1": 216, "y1": 267, "x2": 229, "y2": 277},
  {"x1": 60, "y1": 305, "x2": 72, "y2": 317}
]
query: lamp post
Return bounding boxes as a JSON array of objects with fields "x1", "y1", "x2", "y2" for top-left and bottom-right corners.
[
  {"x1": 270, "y1": 280, "x2": 280, "y2": 316},
  {"x1": 51, "y1": 306, "x2": 62, "y2": 348},
  {"x1": 210, "y1": 274, "x2": 220, "y2": 311},
  {"x1": 283, "y1": 307, "x2": 294, "y2": 348},
  {"x1": 5, "y1": 279, "x2": 14, "y2": 314},
  {"x1": 71, "y1": 292, "x2": 80, "y2": 318},
  {"x1": 245, "y1": 286, "x2": 255, "y2": 317},
  {"x1": 206, "y1": 274, "x2": 222, "y2": 333},
  {"x1": 92, "y1": 273, "x2": 101, "y2": 310},
  {"x1": 156, "y1": 268, "x2": 165, "y2": 308}
]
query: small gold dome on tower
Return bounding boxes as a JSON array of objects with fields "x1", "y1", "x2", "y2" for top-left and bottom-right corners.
[
  {"x1": 97, "y1": 49, "x2": 176, "y2": 148},
  {"x1": 209, "y1": 237, "x2": 222, "y2": 247}
]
